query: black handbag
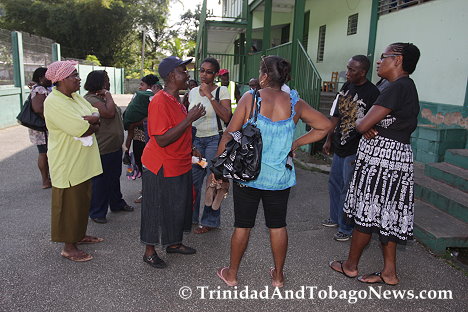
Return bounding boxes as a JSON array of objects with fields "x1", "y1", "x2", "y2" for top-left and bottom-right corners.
[
  {"x1": 211, "y1": 91, "x2": 262, "y2": 182},
  {"x1": 16, "y1": 91, "x2": 47, "y2": 132}
]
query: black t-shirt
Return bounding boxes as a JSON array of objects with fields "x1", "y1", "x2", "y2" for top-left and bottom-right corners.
[
  {"x1": 332, "y1": 80, "x2": 380, "y2": 157},
  {"x1": 373, "y1": 76, "x2": 419, "y2": 144}
]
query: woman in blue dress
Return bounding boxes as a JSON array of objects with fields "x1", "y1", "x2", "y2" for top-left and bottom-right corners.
[{"x1": 215, "y1": 56, "x2": 332, "y2": 287}]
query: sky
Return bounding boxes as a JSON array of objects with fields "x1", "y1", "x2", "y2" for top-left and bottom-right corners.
[{"x1": 168, "y1": 0, "x2": 221, "y2": 29}]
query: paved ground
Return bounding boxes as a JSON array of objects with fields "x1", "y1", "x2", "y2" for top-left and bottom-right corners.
[{"x1": 0, "y1": 95, "x2": 466, "y2": 311}]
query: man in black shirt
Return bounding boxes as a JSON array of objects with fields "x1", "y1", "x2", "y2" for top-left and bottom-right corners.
[{"x1": 322, "y1": 55, "x2": 380, "y2": 241}]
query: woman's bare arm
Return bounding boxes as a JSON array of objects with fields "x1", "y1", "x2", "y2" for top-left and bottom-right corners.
[{"x1": 292, "y1": 99, "x2": 332, "y2": 151}]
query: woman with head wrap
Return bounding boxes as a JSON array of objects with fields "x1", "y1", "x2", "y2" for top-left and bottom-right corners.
[
  {"x1": 44, "y1": 60, "x2": 104, "y2": 262},
  {"x1": 83, "y1": 70, "x2": 134, "y2": 224}
]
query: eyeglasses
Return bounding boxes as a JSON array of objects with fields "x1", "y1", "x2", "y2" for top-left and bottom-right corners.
[
  {"x1": 199, "y1": 68, "x2": 216, "y2": 75},
  {"x1": 380, "y1": 53, "x2": 402, "y2": 60}
]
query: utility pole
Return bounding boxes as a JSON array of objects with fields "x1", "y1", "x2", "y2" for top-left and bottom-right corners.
[{"x1": 140, "y1": 30, "x2": 146, "y2": 78}]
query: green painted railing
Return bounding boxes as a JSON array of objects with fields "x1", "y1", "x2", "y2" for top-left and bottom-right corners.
[
  {"x1": 293, "y1": 40, "x2": 321, "y2": 110},
  {"x1": 205, "y1": 40, "x2": 322, "y2": 152}
]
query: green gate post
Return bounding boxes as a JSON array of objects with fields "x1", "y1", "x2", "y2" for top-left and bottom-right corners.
[
  {"x1": 262, "y1": 0, "x2": 272, "y2": 52},
  {"x1": 52, "y1": 43, "x2": 61, "y2": 62},
  {"x1": 291, "y1": 0, "x2": 305, "y2": 88},
  {"x1": 366, "y1": 0, "x2": 379, "y2": 81},
  {"x1": 239, "y1": 32, "x2": 245, "y2": 84},
  {"x1": 121, "y1": 68, "x2": 125, "y2": 94},
  {"x1": 11, "y1": 31, "x2": 26, "y2": 105},
  {"x1": 202, "y1": 26, "x2": 208, "y2": 61},
  {"x1": 245, "y1": 9, "x2": 253, "y2": 83}
]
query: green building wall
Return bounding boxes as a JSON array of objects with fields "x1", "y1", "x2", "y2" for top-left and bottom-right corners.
[
  {"x1": 373, "y1": 0, "x2": 468, "y2": 107},
  {"x1": 305, "y1": 0, "x2": 374, "y2": 81}
]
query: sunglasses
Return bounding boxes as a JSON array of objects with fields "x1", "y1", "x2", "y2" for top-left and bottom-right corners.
[
  {"x1": 380, "y1": 53, "x2": 402, "y2": 60},
  {"x1": 199, "y1": 68, "x2": 216, "y2": 75}
]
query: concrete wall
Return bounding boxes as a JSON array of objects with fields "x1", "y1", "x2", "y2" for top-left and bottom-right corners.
[
  {"x1": 305, "y1": 0, "x2": 373, "y2": 81},
  {"x1": 0, "y1": 87, "x2": 22, "y2": 129},
  {"x1": 373, "y1": 0, "x2": 468, "y2": 106},
  {"x1": 252, "y1": 11, "x2": 293, "y2": 29}
]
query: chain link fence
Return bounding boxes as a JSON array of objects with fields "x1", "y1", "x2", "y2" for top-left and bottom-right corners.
[
  {"x1": 0, "y1": 29, "x2": 14, "y2": 86},
  {"x1": 22, "y1": 32, "x2": 54, "y2": 84}
]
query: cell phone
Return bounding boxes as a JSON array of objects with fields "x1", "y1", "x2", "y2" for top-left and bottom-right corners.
[{"x1": 285, "y1": 151, "x2": 293, "y2": 170}]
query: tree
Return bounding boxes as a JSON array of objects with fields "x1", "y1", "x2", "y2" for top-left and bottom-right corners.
[
  {"x1": 0, "y1": 0, "x2": 169, "y2": 67},
  {"x1": 161, "y1": 37, "x2": 195, "y2": 59}
]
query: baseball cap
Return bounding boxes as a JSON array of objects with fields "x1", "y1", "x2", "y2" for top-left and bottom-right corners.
[
  {"x1": 218, "y1": 69, "x2": 229, "y2": 76},
  {"x1": 158, "y1": 56, "x2": 192, "y2": 79}
]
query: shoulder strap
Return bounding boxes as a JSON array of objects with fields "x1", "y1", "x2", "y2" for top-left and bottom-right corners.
[
  {"x1": 215, "y1": 87, "x2": 223, "y2": 134},
  {"x1": 248, "y1": 90, "x2": 260, "y2": 122}
]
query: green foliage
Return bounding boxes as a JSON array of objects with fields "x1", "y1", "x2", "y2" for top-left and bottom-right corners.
[
  {"x1": 84, "y1": 54, "x2": 102, "y2": 66},
  {"x1": 161, "y1": 37, "x2": 196, "y2": 59},
  {"x1": 0, "y1": 0, "x2": 169, "y2": 67},
  {"x1": 125, "y1": 68, "x2": 156, "y2": 79}
]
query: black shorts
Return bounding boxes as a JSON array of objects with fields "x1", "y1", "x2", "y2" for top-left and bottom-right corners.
[
  {"x1": 233, "y1": 182, "x2": 290, "y2": 229},
  {"x1": 37, "y1": 144, "x2": 47, "y2": 154}
]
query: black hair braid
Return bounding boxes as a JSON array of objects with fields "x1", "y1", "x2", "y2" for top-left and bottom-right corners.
[
  {"x1": 261, "y1": 55, "x2": 291, "y2": 87},
  {"x1": 389, "y1": 42, "x2": 420, "y2": 74}
]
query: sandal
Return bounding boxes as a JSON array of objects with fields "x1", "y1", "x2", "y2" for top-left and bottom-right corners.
[
  {"x1": 204, "y1": 178, "x2": 217, "y2": 207},
  {"x1": 193, "y1": 226, "x2": 214, "y2": 234},
  {"x1": 329, "y1": 260, "x2": 358, "y2": 278},
  {"x1": 357, "y1": 272, "x2": 399, "y2": 286},
  {"x1": 77, "y1": 236, "x2": 104, "y2": 244},
  {"x1": 61, "y1": 251, "x2": 93, "y2": 262},
  {"x1": 217, "y1": 267, "x2": 238, "y2": 287},
  {"x1": 212, "y1": 180, "x2": 229, "y2": 210},
  {"x1": 270, "y1": 267, "x2": 284, "y2": 288}
]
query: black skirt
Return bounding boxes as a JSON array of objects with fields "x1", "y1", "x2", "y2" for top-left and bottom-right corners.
[
  {"x1": 140, "y1": 167, "x2": 192, "y2": 247},
  {"x1": 343, "y1": 136, "x2": 414, "y2": 244}
]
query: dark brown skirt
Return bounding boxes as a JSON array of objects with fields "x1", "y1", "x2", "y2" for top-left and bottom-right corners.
[{"x1": 51, "y1": 180, "x2": 91, "y2": 243}]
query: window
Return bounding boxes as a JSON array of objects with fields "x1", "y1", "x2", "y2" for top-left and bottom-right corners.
[
  {"x1": 378, "y1": 0, "x2": 432, "y2": 16},
  {"x1": 303, "y1": 11, "x2": 310, "y2": 49},
  {"x1": 316, "y1": 25, "x2": 326, "y2": 63},
  {"x1": 281, "y1": 24, "x2": 290, "y2": 44},
  {"x1": 347, "y1": 13, "x2": 358, "y2": 35}
]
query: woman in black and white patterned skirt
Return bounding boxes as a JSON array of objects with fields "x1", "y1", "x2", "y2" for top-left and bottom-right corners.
[{"x1": 329, "y1": 42, "x2": 421, "y2": 286}]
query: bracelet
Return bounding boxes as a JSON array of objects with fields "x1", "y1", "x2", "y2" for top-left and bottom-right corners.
[{"x1": 210, "y1": 96, "x2": 215, "y2": 101}]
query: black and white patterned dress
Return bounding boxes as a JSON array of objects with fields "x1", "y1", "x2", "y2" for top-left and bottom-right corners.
[{"x1": 343, "y1": 76, "x2": 419, "y2": 244}]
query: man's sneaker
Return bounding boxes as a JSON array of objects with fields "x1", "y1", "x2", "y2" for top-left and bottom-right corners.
[
  {"x1": 322, "y1": 218, "x2": 338, "y2": 227},
  {"x1": 334, "y1": 231, "x2": 351, "y2": 241}
]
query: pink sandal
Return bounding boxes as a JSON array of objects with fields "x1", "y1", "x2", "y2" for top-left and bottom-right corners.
[{"x1": 217, "y1": 267, "x2": 238, "y2": 287}]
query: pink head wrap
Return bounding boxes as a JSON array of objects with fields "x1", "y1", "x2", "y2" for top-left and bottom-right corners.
[{"x1": 45, "y1": 60, "x2": 78, "y2": 83}]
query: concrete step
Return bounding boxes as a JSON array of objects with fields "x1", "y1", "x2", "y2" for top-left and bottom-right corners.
[
  {"x1": 413, "y1": 199, "x2": 468, "y2": 255},
  {"x1": 424, "y1": 162, "x2": 468, "y2": 192},
  {"x1": 414, "y1": 164, "x2": 468, "y2": 222},
  {"x1": 445, "y1": 149, "x2": 468, "y2": 170}
]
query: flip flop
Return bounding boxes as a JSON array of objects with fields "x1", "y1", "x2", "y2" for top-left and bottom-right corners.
[
  {"x1": 217, "y1": 267, "x2": 238, "y2": 287},
  {"x1": 77, "y1": 236, "x2": 104, "y2": 244},
  {"x1": 193, "y1": 226, "x2": 214, "y2": 234},
  {"x1": 357, "y1": 272, "x2": 398, "y2": 286},
  {"x1": 270, "y1": 267, "x2": 284, "y2": 288},
  {"x1": 61, "y1": 251, "x2": 93, "y2": 262},
  {"x1": 329, "y1": 260, "x2": 358, "y2": 278}
]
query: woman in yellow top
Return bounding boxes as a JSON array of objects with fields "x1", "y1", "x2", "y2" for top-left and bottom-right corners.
[{"x1": 44, "y1": 60, "x2": 104, "y2": 262}]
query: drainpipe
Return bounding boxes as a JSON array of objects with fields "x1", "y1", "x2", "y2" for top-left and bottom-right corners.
[
  {"x1": 262, "y1": 0, "x2": 272, "y2": 52},
  {"x1": 291, "y1": 0, "x2": 305, "y2": 88},
  {"x1": 366, "y1": 0, "x2": 379, "y2": 81}
]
